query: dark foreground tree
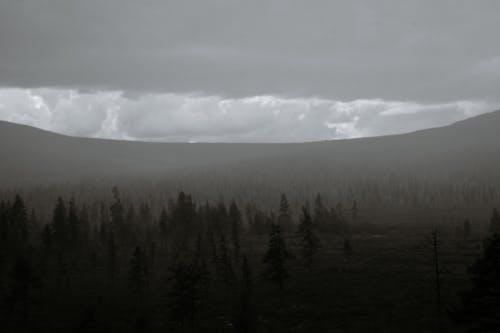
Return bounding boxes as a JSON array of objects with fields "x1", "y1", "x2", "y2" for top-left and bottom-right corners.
[
  {"x1": 489, "y1": 208, "x2": 500, "y2": 233},
  {"x1": 129, "y1": 246, "x2": 148, "y2": 297},
  {"x1": 233, "y1": 256, "x2": 257, "y2": 333},
  {"x1": 262, "y1": 224, "x2": 291, "y2": 299},
  {"x1": 2, "y1": 256, "x2": 38, "y2": 332},
  {"x1": 453, "y1": 233, "x2": 500, "y2": 332},
  {"x1": 167, "y1": 260, "x2": 204, "y2": 331}
]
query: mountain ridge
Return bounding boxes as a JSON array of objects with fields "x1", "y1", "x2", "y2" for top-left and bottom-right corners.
[
  {"x1": 1, "y1": 108, "x2": 499, "y2": 144},
  {"x1": 1, "y1": 109, "x2": 499, "y2": 184}
]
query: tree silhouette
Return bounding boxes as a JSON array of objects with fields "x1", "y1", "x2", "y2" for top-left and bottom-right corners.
[
  {"x1": 313, "y1": 194, "x2": 329, "y2": 230},
  {"x1": 52, "y1": 197, "x2": 68, "y2": 251},
  {"x1": 262, "y1": 223, "x2": 291, "y2": 298},
  {"x1": 129, "y1": 246, "x2": 147, "y2": 297},
  {"x1": 351, "y1": 200, "x2": 358, "y2": 221},
  {"x1": 229, "y1": 200, "x2": 242, "y2": 263},
  {"x1": 296, "y1": 203, "x2": 321, "y2": 268},
  {"x1": 233, "y1": 255, "x2": 256, "y2": 333},
  {"x1": 167, "y1": 260, "x2": 204, "y2": 331},
  {"x1": 68, "y1": 197, "x2": 81, "y2": 251},
  {"x1": 454, "y1": 233, "x2": 500, "y2": 332},
  {"x1": 216, "y1": 234, "x2": 234, "y2": 287},
  {"x1": 108, "y1": 231, "x2": 116, "y2": 285},
  {"x1": 10, "y1": 195, "x2": 29, "y2": 252},
  {"x1": 278, "y1": 193, "x2": 292, "y2": 233},
  {"x1": 3, "y1": 255, "x2": 38, "y2": 331},
  {"x1": 464, "y1": 218, "x2": 472, "y2": 238},
  {"x1": 159, "y1": 207, "x2": 169, "y2": 239},
  {"x1": 489, "y1": 208, "x2": 500, "y2": 234},
  {"x1": 110, "y1": 187, "x2": 126, "y2": 240}
]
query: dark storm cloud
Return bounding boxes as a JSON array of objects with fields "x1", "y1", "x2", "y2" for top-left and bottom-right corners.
[{"x1": 1, "y1": 0, "x2": 499, "y2": 102}]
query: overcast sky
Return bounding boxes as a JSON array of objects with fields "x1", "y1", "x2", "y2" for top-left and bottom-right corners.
[{"x1": 1, "y1": 0, "x2": 499, "y2": 142}]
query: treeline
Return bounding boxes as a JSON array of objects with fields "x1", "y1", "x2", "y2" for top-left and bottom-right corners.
[
  {"x1": 0, "y1": 188, "x2": 351, "y2": 332},
  {"x1": 3, "y1": 173, "x2": 500, "y2": 223},
  {"x1": 1, "y1": 188, "x2": 500, "y2": 332}
]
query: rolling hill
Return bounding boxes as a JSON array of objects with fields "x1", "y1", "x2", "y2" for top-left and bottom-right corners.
[{"x1": 1, "y1": 110, "x2": 500, "y2": 186}]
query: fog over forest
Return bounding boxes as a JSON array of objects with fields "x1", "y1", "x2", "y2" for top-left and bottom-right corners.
[{"x1": 1, "y1": 1, "x2": 500, "y2": 332}]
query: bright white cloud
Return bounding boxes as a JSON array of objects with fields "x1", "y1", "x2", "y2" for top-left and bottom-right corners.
[{"x1": 0, "y1": 88, "x2": 497, "y2": 143}]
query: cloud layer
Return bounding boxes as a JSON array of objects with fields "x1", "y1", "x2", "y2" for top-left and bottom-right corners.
[
  {"x1": 1, "y1": 1, "x2": 499, "y2": 102},
  {"x1": 0, "y1": 88, "x2": 496, "y2": 142}
]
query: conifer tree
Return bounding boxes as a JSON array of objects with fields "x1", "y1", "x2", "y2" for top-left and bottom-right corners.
[
  {"x1": 10, "y1": 195, "x2": 29, "y2": 251},
  {"x1": 313, "y1": 194, "x2": 329, "y2": 228},
  {"x1": 194, "y1": 235, "x2": 210, "y2": 296},
  {"x1": 4, "y1": 256, "x2": 37, "y2": 330},
  {"x1": 296, "y1": 203, "x2": 321, "y2": 268},
  {"x1": 351, "y1": 200, "x2": 358, "y2": 221},
  {"x1": 262, "y1": 223, "x2": 291, "y2": 296},
  {"x1": 278, "y1": 193, "x2": 292, "y2": 232},
  {"x1": 167, "y1": 259, "x2": 204, "y2": 331},
  {"x1": 68, "y1": 197, "x2": 80, "y2": 250},
  {"x1": 336, "y1": 202, "x2": 344, "y2": 222},
  {"x1": 110, "y1": 187, "x2": 125, "y2": 240},
  {"x1": 343, "y1": 237, "x2": 353, "y2": 256},
  {"x1": 79, "y1": 204, "x2": 90, "y2": 249},
  {"x1": 234, "y1": 255, "x2": 256, "y2": 333},
  {"x1": 52, "y1": 197, "x2": 68, "y2": 251},
  {"x1": 229, "y1": 200, "x2": 242, "y2": 262},
  {"x1": 99, "y1": 202, "x2": 108, "y2": 244},
  {"x1": 454, "y1": 233, "x2": 500, "y2": 331},
  {"x1": 464, "y1": 218, "x2": 472, "y2": 237},
  {"x1": 217, "y1": 234, "x2": 234, "y2": 287},
  {"x1": 108, "y1": 231, "x2": 116, "y2": 285},
  {"x1": 159, "y1": 207, "x2": 169, "y2": 238},
  {"x1": 129, "y1": 246, "x2": 147, "y2": 297},
  {"x1": 489, "y1": 208, "x2": 500, "y2": 233},
  {"x1": 40, "y1": 224, "x2": 52, "y2": 274}
]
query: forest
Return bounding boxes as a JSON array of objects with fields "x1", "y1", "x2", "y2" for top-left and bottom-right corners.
[{"x1": 1, "y1": 185, "x2": 499, "y2": 333}]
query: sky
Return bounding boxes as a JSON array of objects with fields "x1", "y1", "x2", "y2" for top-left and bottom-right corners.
[{"x1": 0, "y1": 0, "x2": 499, "y2": 142}]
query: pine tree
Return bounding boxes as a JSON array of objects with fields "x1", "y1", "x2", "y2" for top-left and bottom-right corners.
[
  {"x1": 351, "y1": 200, "x2": 358, "y2": 221},
  {"x1": 4, "y1": 256, "x2": 38, "y2": 330},
  {"x1": 129, "y1": 246, "x2": 147, "y2": 297},
  {"x1": 217, "y1": 234, "x2": 234, "y2": 287},
  {"x1": 108, "y1": 231, "x2": 116, "y2": 285},
  {"x1": 99, "y1": 202, "x2": 108, "y2": 244},
  {"x1": 464, "y1": 218, "x2": 472, "y2": 237},
  {"x1": 194, "y1": 235, "x2": 210, "y2": 297},
  {"x1": 336, "y1": 202, "x2": 344, "y2": 222},
  {"x1": 159, "y1": 207, "x2": 169, "y2": 238},
  {"x1": 52, "y1": 197, "x2": 68, "y2": 251},
  {"x1": 343, "y1": 237, "x2": 353, "y2": 256},
  {"x1": 278, "y1": 193, "x2": 292, "y2": 233},
  {"x1": 68, "y1": 197, "x2": 80, "y2": 250},
  {"x1": 229, "y1": 200, "x2": 242, "y2": 263},
  {"x1": 263, "y1": 223, "x2": 291, "y2": 296},
  {"x1": 233, "y1": 255, "x2": 256, "y2": 333},
  {"x1": 167, "y1": 260, "x2": 204, "y2": 330},
  {"x1": 40, "y1": 224, "x2": 52, "y2": 274},
  {"x1": 489, "y1": 208, "x2": 500, "y2": 233},
  {"x1": 10, "y1": 195, "x2": 29, "y2": 251},
  {"x1": 313, "y1": 194, "x2": 330, "y2": 229},
  {"x1": 79, "y1": 204, "x2": 90, "y2": 249},
  {"x1": 110, "y1": 187, "x2": 125, "y2": 240},
  {"x1": 453, "y1": 233, "x2": 500, "y2": 331},
  {"x1": 296, "y1": 203, "x2": 321, "y2": 268}
]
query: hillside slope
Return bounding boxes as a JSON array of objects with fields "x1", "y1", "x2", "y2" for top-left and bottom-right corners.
[{"x1": 1, "y1": 110, "x2": 499, "y2": 185}]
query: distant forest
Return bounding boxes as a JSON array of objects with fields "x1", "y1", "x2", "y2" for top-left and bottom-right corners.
[{"x1": 1, "y1": 186, "x2": 500, "y2": 332}]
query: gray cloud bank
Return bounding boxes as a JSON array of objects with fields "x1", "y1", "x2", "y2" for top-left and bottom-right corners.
[
  {"x1": 1, "y1": 0, "x2": 500, "y2": 102},
  {"x1": 0, "y1": 88, "x2": 496, "y2": 142}
]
